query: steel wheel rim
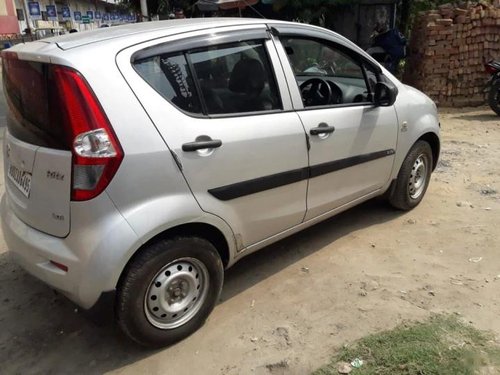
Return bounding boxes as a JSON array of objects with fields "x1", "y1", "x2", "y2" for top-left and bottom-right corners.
[
  {"x1": 408, "y1": 154, "x2": 428, "y2": 200},
  {"x1": 144, "y1": 257, "x2": 210, "y2": 329}
]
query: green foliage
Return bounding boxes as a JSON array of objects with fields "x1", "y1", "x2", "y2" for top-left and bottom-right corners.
[
  {"x1": 273, "y1": 0, "x2": 362, "y2": 25},
  {"x1": 314, "y1": 315, "x2": 500, "y2": 375},
  {"x1": 119, "y1": 0, "x2": 193, "y2": 16}
]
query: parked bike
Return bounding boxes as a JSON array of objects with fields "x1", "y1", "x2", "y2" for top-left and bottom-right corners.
[
  {"x1": 367, "y1": 22, "x2": 407, "y2": 74},
  {"x1": 485, "y1": 60, "x2": 500, "y2": 116}
]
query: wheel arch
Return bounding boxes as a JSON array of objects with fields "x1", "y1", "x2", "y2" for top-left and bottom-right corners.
[
  {"x1": 117, "y1": 222, "x2": 232, "y2": 291},
  {"x1": 417, "y1": 131, "x2": 440, "y2": 170}
]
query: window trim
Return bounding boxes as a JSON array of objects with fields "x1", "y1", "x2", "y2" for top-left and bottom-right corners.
[
  {"x1": 131, "y1": 29, "x2": 270, "y2": 63},
  {"x1": 295, "y1": 101, "x2": 376, "y2": 113},
  {"x1": 184, "y1": 51, "x2": 208, "y2": 115},
  {"x1": 361, "y1": 63, "x2": 380, "y2": 101},
  {"x1": 270, "y1": 24, "x2": 382, "y2": 75}
]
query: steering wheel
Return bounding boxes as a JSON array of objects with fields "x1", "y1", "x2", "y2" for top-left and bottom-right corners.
[
  {"x1": 299, "y1": 78, "x2": 332, "y2": 107},
  {"x1": 327, "y1": 81, "x2": 343, "y2": 105}
]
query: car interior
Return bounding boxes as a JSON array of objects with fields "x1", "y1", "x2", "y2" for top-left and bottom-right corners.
[
  {"x1": 134, "y1": 37, "x2": 379, "y2": 115},
  {"x1": 191, "y1": 41, "x2": 282, "y2": 114},
  {"x1": 283, "y1": 38, "x2": 376, "y2": 107}
]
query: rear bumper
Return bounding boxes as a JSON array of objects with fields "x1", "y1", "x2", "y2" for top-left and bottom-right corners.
[
  {"x1": 83, "y1": 290, "x2": 116, "y2": 325},
  {"x1": 2, "y1": 194, "x2": 78, "y2": 297},
  {"x1": 1, "y1": 192, "x2": 140, "y2": 309}
]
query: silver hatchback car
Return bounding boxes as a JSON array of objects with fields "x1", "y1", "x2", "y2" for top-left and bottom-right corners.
[{"x1": 1, "y1": 18, "x2": 440, "y2": 346}]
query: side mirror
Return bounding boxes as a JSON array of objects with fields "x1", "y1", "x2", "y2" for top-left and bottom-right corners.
[{"x1": 374, "y1": 82, "x2": 397, "y2": 106}]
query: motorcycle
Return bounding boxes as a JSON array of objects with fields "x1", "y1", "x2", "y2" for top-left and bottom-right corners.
[
  {"x1": 366, "y1": 25, "x2": 407, "y2": 74},
  {"x1": 485, "y1": 60, "x2": 500, "y2": 116},
  {"x1": 366, "y1": 46, "x2": 393, "y2": 71}
]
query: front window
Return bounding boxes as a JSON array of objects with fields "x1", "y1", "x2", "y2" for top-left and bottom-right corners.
[{"x1": 282, "y1": 37, "x2": 373, "y2": 107}]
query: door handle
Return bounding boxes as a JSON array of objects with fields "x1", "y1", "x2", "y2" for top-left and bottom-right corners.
[
  {"x1": 310, "y1": 123, "x2": 335, "y2": 136},
  {"x1": 182, "y1": 139, "x2": 222, "y2": 152}
]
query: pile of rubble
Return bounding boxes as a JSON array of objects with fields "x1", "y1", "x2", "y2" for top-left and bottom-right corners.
[{"x1": 404, "y1": 1, "x2": 500, "y2": 107}]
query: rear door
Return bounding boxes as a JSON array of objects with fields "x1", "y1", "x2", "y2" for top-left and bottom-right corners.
[
  {"x1": 271, "y1": 26, "x2": 398, "y2": 220},
  {"x1": 2, "y1": 51, "x2": 72, "y2": 237},
  {"x1": 118, "y1": 27, "x2": 309, "y2": 249}
]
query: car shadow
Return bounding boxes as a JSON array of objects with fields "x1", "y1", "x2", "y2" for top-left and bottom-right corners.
[
  {"x1": 221, "y1": 199, "x2": 399, "y2": 302},
  {"x1": 0, "y1": 199, "x2": 401, "y2": 374},
  {"x1": 0, "y1": 251, "x2": 151, "y2": 374},
  {"x1": 451, "y1": 113, "x2": 499, "y2": 122}
]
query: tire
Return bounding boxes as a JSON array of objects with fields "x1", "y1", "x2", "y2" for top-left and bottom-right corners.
[
  {"x1": 389, "y1": 141, "x2": 433, "y2": 210},
  {"x1": 116, "y1": 237, "x2": 224, "y2": 347},
  {"x1": 488, "y1": 82, "x2": 500, "y2": 116}
]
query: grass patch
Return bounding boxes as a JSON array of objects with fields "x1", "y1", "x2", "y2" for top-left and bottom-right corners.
[{"x1": 314, "y1": 315, "x2": 500, "y2": 375}]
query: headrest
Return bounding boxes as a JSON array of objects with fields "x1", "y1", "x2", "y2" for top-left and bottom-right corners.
[{"x1": 228, "y1": 58, "x2": 265, "y2": 95}]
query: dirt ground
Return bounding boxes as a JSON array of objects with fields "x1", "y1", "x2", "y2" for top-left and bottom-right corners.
[{"x1": 0, "y1": 107, "x2": 499, "y2": 375}]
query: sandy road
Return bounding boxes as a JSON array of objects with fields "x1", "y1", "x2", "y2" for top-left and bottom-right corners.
[{"x1": 0, "y1": 108, "x2": 498, "y2": 375}]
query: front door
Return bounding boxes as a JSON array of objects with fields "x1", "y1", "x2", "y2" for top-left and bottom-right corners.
[
  {"x1": 120, "y1": 28, "x2": 309, "y2": 248},
  {"x1": 273, "y1": 31, "x2": 398, "y2": 220}
]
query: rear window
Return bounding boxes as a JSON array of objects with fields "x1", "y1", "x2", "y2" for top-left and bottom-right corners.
[
  {"x1": 133, "y1": 39, "x2": 282, "y2": 116},
  {"x1": 134, "y1": 53, "x2": 202, "y2": 114},
  {"x1": 2, "y1": 57, "x2": 68, "y2": 149}
]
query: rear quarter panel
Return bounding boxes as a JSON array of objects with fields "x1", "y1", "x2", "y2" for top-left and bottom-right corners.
[{"x1": 55, "y1": 41, "x2": 238, "y2": 271}]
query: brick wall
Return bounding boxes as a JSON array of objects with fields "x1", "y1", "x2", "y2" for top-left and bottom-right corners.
[{"x1": 404, "y1": 1, "x2": 500, "y2": 107}]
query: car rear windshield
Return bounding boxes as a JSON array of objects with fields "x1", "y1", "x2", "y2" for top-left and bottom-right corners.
[{"x1": 2, "y1": 58, "x2": 68, "y2": 149}]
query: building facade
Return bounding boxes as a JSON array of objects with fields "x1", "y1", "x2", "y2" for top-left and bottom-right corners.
[
  {"x1": 2, "y1": 0, "x2": 125, "y2": 37},
  {"x1": 0, "y1": 0, "x2": 20, "y2": 36}
]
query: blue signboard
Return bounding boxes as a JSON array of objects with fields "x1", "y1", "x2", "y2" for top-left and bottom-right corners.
[
  {"x1": 86, "y1": 10, "x2": 93, "y2": 20},
  {"x1": 61, "y1": 5, "x2": 71, "y2": 19},
  {"x1": 74, "y1": 11, "x2": 82, "y2": 21},
  {"x1": 95, "y1": 11, "x2": 101, "y2": 19},
  {"x1": 46, "y1": 5, "x2": 57, "y2": 20},
  {"x1": 103, "y1": 13, "x2": 109, "y2": 21},
  {"x1": 28, "y1": 2, "x2": 41, "y2": 18}
]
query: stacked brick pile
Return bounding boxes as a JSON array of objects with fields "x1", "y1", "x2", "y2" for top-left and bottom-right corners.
[{"x1": 404, "y1": 1, "x2": 500, "y2": 107}]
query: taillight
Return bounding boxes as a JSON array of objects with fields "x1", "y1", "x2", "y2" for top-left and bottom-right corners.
[
  {"x1": 51, "y1": 66, "x2": 123, "y2": 201},
  {"x1": 485, "y1": 63, "x2": 498, "y2": 74},
  {"x1": 50, "y1": 260, "x2": 68, "y2": 272}
]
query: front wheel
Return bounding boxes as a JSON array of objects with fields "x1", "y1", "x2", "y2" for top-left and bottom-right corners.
[
  {"x1": 389, "y1": 141, "x2": 433, "y2": 210},
  {"x1": 488, "y1": 82, "x2": 500, "y2": 116},
  {"x1": 116, "y1": 237, "x2": 224, "y2": 347}
]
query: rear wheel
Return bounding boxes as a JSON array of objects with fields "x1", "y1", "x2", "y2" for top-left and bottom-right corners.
[
  {"x1": 389, "y1": 141, "x2": 433, "y2": 210},
  {"x1": 116, "y1": 237, "x2": 224, "y2": 347},
  {"x1": 488, "y1": 82, "x2": 500, "y2": 116}
]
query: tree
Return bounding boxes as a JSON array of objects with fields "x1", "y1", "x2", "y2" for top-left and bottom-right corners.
[{"x1": 119, "y1": 0, "x2": 195, "y2": 18}]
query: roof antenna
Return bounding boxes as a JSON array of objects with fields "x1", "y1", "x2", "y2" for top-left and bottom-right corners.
[{"x1": 244, "y1": 0, "x2": 267, "y2": 19}]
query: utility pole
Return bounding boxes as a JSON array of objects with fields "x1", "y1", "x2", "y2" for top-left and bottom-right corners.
[
  {"x1": 22, "y1": 0, "x2": 33, "y2": 34},
  {"x1": 140, "y1": 0, "x2": 148, "y2": 21}
]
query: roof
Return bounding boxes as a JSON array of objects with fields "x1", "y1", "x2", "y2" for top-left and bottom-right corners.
[{"x1": 47, "y1": 18, "x2": 272, "y2": 50}]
